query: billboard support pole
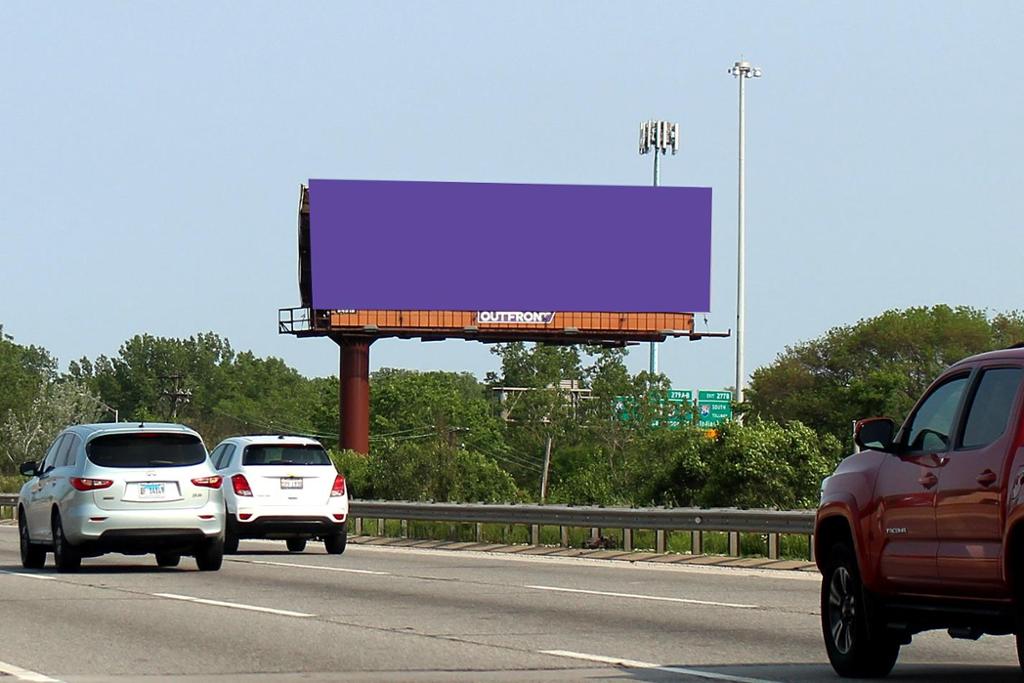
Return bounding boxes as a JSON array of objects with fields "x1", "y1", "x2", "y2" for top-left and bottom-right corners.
[{"x1": 333, "y1": 335, "x2": 373, "y2": 454}]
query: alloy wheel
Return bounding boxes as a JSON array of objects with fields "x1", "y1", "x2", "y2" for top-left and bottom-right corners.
[{"x1": 828, "y1": 566, "x2": 856, "y2": 655}]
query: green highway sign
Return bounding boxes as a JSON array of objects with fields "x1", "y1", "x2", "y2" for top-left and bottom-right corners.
[
  {"x1": 697, "y1": 389, "x2": 733, "y2": 427},
  {"x1": 615, "y1": 388, "x2": 734, "y2": 428}
]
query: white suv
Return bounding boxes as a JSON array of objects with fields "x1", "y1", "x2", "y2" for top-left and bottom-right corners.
[
  {"x1": 17, "y1": 423, "x2": 224, "y2": 572},
  {"x1": 209, "y1": 435, "x2": 348, "y2": 554}
]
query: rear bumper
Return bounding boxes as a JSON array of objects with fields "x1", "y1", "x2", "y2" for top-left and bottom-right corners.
[
  {"x1": 79, "y1": 528, "x2": 217, "y2": 557},
  {"x1": 231, "y1": 515, "x2": 347, "y2": 539},
  {"x1": 62, "y1": 500, "x2": 224, "y2": 548}
]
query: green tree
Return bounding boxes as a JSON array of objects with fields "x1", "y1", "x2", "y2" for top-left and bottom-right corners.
[
  {"x1": 1, "y1": 380, "x2": 102, "y2": 470},
  {"x1": 747, "y1": 306, "x2": 1024, "y2": 444}
]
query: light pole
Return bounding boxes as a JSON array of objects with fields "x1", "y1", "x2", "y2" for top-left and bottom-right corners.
[
  {"x1": 638, "y1": 119, "x2": 679, "y2": 377},
  {"x1": 79, "y1": 392, "x2": 118, "y2": 423},
  {"x1": 728, "y1": 59, "x2": 761, "y2": 404}
]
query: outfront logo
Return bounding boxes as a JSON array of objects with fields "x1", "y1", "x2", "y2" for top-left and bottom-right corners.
[{"x1": 476, "y1": 311, "x2": 556, "y2": 325}]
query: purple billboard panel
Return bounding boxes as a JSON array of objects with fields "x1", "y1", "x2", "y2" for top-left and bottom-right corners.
[{"x1": 309, "y1": 179, "x2": 712, "y2": 312}]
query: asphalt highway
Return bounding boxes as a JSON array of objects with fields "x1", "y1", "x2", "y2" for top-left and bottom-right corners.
[{"x1": 0, "y1": 526, "x2": 1019, "y2": 682}]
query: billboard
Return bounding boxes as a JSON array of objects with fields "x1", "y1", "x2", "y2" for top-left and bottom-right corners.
[{"x1": 308, "y1": 179, "x2": 712, "y2": 313}]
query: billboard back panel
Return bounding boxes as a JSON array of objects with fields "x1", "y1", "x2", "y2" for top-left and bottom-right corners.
[{"x1": 309, "y1": 179, "x2": 712, "y2": 313}]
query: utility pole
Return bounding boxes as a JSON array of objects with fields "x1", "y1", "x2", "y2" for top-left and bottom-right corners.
[
  {"x1": 638, "y1": 119, "x2": 679, "y2": 378},
  {"x1": 159, "y1": 373, "x2": 193, "y2": 421},
  {"x1": 540, "y1": 436, "x2": 553, "y2": 503},
  {"x1": 728, "y1": 59, "x2": 761, "y2": 404}
]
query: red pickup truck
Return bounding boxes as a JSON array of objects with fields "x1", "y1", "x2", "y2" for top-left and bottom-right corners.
[{"x1": 815, "y1": 346, "x2": 1024, "y2": 677}]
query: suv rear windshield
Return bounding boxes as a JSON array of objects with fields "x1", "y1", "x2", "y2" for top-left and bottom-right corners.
[
  {"x1": 243, "y1": 444, "x2": 331, "y2": 466},
  {"x1": 86, "y1": 433, "x2": 206, "y2": 468}
]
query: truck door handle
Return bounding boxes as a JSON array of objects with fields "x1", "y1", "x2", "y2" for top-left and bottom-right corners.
[
  {"x1": 918, "y1": 473, "x2": 938, "y2": 489},
  {"x1": 977, "y1": 470, "x2": 998, "y2": 486}
]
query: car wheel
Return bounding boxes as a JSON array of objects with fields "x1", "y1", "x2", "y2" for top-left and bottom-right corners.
[
  {"x1": 156, "y1": 552, "x2": 181, "y2": 568},
  {"x1": 19, "y1": 509, "x2": 45, "y2": 570},
  {"x1": 51, "y1": 511, "x2": 82, "y2": 574},
  {"x1": 286, "y1": 538, "x2": 307, "y2": 552},
  {"x1": 821, "y1": 543, "x2": 899, "y2": 677},
  {"x1": 324, "y1": 528, "x2": 347, "y2": 555},
  {"x1": 224, "y1": 514, "x2": 239, "y2": 554},
  {"x1": 195, "y1": 537, "x2": 224, "y2": 571}
]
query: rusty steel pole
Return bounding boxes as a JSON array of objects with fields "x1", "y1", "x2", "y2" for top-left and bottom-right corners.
[{"x1": 334, "y1": 336, "x2": 373, "y2": 454}]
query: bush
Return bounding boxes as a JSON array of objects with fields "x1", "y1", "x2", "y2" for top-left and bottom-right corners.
[
  {"x1": 0, "y1": 474, "x2": 24, "y2": 494},
  {"x1": 697, "y1": 419, "x2": 842, "y2": 509},
  {"x1": 330, "y1": 444, "x2": 521, "y2": 503}
]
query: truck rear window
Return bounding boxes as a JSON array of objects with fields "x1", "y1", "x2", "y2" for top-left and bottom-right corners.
[
  {"x1": 86, "y1": 433, "x2": 206, "y2": 468},
  {"x1": 243, "y1": 445, "x2": 331, "y2": 466}
]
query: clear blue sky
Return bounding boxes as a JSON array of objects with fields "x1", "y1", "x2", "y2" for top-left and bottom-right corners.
[{"x1": 2, "y1": 2, "x2": 1022, "y2": 390}]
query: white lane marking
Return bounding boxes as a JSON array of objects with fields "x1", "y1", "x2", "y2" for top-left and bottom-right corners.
[
  {"x1": 0, "y1": 658, "x2": 61, "y2": 682},
  {"x1": 152, "y1": 592, "x2": 315, "y2": 618},
  {"x1": 0, "y1": 570, "x2": 56, "y2": 581},
  {"x1": 540, "y1": 650, "x2": 781, "y2": 683},
  {"x1": 230, "y1": 558, "x2": 390, "y2": 575},
  {"x1": 525, "y1": 584, "x2": 758, "y2": 609}
]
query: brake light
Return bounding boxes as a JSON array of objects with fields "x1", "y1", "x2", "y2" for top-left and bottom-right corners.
[
  {"x1": 231, "y1": 474, "x2": 253, "y2": 496},
  {"x1": 330, "y1": 475, "x2": 346, "y2": 497},
  {"x1": 191, "y1": 475, "x2": 222, "y2": 489},
  {"x1": 70, "y1": 477, "x2": 113, "y2": 491}
]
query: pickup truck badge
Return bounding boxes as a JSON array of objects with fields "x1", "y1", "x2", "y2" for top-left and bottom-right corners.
[{"x1": 885, "y1": 527, "x2": 907, "y2": 535}]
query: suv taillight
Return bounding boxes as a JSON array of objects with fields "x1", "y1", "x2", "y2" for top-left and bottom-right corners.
[
  {"x1": 330, "y1": 475, "x2": 346, "y2": 497},
  {"x1": 192, "y1": 475, "x2": 222, "y2": 489},
  {"x1": 231, "y1": 474, "x2": 253, "y2": 496},
  {"x1": 70, "y1": 477, "x2": 113, "y2": 491}
]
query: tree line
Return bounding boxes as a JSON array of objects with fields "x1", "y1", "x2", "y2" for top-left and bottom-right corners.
[{"x1": 2, "y1": 305, "x2": 1021, "y2": 508}]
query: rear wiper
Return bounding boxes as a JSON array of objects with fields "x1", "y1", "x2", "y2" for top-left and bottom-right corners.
[{"x1": 148, "y1": 460, "x2": 175, "y2": 466}]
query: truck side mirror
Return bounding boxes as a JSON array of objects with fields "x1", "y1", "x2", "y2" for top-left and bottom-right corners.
[
  {"x1": 19, "y1": 461, "x2": 38, "y2": 477},
  {"x1": 855, "y1": 417, "x2": 896, "y2": 452}
]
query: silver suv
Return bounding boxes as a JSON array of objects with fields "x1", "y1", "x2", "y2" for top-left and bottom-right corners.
[{"x1": 17, "y1": 423, "x2": 225, "y2": 572}]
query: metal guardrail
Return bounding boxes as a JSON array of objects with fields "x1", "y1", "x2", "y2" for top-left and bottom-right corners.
[
  {"x1": 0, "y1": 494, "x2": 817, "y2": 559},
  {"x1": 349, "y1": 501, "x2": 814, "y2": 534},
  {"x1": 348, "y1": 500, "x2": 816, "y2": 560}
]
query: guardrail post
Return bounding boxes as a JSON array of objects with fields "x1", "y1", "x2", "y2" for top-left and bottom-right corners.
[
  {"x1": 354, "y1": 517, "x2": 363, "y2": 535},
  {"x1": 768, "y1": 532, "x2": 780, "y2": 559},
  {"x1": 377, "y1": 518, "x2": 386, "y2": 536},
  {"x1": 590, "y1": 527, "x2": 600, "y2": 546},
  {"x1": 531, "y1": 524, "x2": 540, "y2": 546},
  {"x1": 401, "y1": 519, "x2": 409, "y2": 538},
  {"x1": 623, "y1": 528, "x2": 633, "y2": 552},
  {"x1": 505, "y1": 524, "x2": 513, "y2": 543},
  {"x1": 808, "y1": 534, "x2": 815, "y2": 562},
  {"x1": 656, "y1": 530, "x2": 666, "y2": 554},
  {"x1": 475, "y1": 522, "x2": 483, "y2": 542},
  {"x1": 560, "y1": 526, "x2": 569, "y2": 547},
  {"x1": 728, "y1": 531, "x2": 739, "y2": 556},
  {"x1": 691, "y1": 530, "x2": 703, "y2": 555}
]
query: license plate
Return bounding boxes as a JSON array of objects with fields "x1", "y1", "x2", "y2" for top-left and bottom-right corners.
[
  {"x1": 280, "y1": 478, "x2": 303, "y2": 490},
  {"x1": 138, "y1": 483, "x2": 166, "y2": 498}
]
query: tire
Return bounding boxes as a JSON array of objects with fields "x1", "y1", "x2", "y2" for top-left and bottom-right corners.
[
  {"x1": 18, "y1": 509, "x2": 46, "y2": 570},
  {"x1": 195, "y1": 537, "x2": 224, "y2": 571},
  {"x1": 821, "y1": 543, "x2": 899, "y2": 678},
  {"x1": 51, "y1": 511, "x2": 82, "y2": 574},
  {"x1": 224, "y1": 515, "x2": 239, "y2": 554},
  {"x1": 324, "y1": 528, "x2": 347, "y2": 555},
  {"x1": 286, "y1": 538, "x2": 307, "y2": 553},
  {"x1": 155, "y1": 552, "x2": 181, "y2": 568}
]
